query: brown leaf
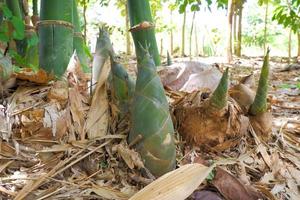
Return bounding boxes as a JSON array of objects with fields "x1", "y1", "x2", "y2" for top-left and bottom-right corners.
[
  {"x1": 15, "y1": 68, "x2": 53, "y2": 84},
  {"x1": 69, "y1": 88, "x2": 86, "y2": 140},
  {"x1": 191, "y1": 190, "x2": 223, "y2": 200},
  {"x1": 212, "y1": 167, "x2": 263, "y2": 200}
]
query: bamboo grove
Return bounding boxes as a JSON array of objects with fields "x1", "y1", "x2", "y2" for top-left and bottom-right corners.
[{"x1": 0, "y1": 0, "x2": 272, "y2": 177}]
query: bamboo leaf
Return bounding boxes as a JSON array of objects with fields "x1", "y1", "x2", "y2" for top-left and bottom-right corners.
[{"x1": 130, "y1": 164, "x2": 215, "y2": 200}]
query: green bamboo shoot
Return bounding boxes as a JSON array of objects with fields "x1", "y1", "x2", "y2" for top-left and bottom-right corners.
[
  {"x1": 127, "y1": 0, "x2": 160, "y2": 66},
  {"x1": 110, "y1": 56, "x2": 135, "y2": 114},
  {"x1": 129, "y1": 49, "x2": 176, "y2": 177},
  {"x1": 39, "y1": 0, "x2": 74, "y2": 77},
  {"x1": 167, "y1": 51, "x2": 172, "y2": 66},
  {"x1": 92, "y1": 28, "x2": 113, "y2": 92},
  {"x1": 249, "y1": 49, "x2": 270, "y2": 115},
  {"x1": 209, "y1": 68, "x2": 229, "y2": 110}
]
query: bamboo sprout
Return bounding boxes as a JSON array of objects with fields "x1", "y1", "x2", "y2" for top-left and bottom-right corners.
[
  {"x1": 129, "y1": 49, "x2": 176, "y2": 177},
  {"x1": 209, "y1": 68, "x2": 229, "y2": 110},
  {"x1": 249, "y1": 49, "x2": 270, "y2": 115},
  {"x1": 127, "y1": 0, "x2": 161, "y2": 66},
  {"x1": 167, "y1": 51, "x2": 172, "y2": 66},
  {"x1": 91, "y1": 27, "x2": 114, "y2": 92},
  {"x1": 110, "y1": 56, "x2": 135, "y2": 114},
  {"x1": 39, "y1": 0, "x2": 74, "y2": 77}
]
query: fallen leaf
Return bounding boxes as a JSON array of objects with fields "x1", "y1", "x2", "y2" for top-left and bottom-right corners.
[
  {"x1": 130, "y1": 164, "x2": 215, "y2": 200},
  {"x1": 212, "y1": 167, "x2": 263, "y2": 200}
]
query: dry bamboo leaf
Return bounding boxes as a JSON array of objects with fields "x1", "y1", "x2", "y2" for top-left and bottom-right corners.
[
  {"x1": 0, "y1": 141, "x2": 16, "y2": 157},
  {"x1": 47, "y1": 81, "x2": 68, "y2": 104},
  {"x1": 87, "y1": 184, "x2": 130, "y2": 200},
  {"x1": 0, "y1": 160, "x2": 14, "y2": 173},
  {"x1": 0, "y1": 185, "x2": 17, "y2": 197},
  {"x1": 130, "y1": 164, "x2": 214, "y2": 200},
  {"x1": 212, "y1": 167, "x2": 263, "y2": 200},
  {"x1": 257, "y1": 143, "x2": 272, "y2": 169},
  {"x1": 85, "y1": 60, "x2": 110, "y2": 139},
  {"x1": 117, "y1": 144, "x2": 144, "y2": 169},
  {"x1": 36, "y1": 144, "x2": 72, "y2": 153},
  {"x1": 15, "y1": 68, "x2": 53, "y2": 84},
  {"x1": 69, "y1": 88, "x2": 86, "y2": 139}
]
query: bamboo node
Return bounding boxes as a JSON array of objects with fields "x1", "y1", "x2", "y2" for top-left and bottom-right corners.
[
  {"x1": 74, "y1": 32, "x2": 84, "y2": 38},
  {"x1": 129, "y1": 21, "x2": 155, "y2": 32},
  {"x1": 36, "y1": 20, "x2": 74, "y2": 30}
]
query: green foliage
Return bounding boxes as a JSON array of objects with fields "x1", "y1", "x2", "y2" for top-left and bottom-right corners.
[
  {"x1": 243, "y1": 12, "x2": 281, "y2": 47},
  {"x1": 0, "y1": 4, "x2": 25, "y2": 42},
  {"x1": 271, "y1": 0, "x2": 300, "y2": 33}
]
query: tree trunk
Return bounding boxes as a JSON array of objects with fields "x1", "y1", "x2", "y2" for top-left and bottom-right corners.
[
  {"x1": 39, "y1": 0, "x2": 74, "y2": 77},
  {"x1": 263, "y1": 0, "x2": 269, "y2": 55},
  {"x1": 288, "y1": 29, "x2": 292, "y2": 64},
  {"x1": 125, "y1": 3, "x2": 131, "y2": 55},
  {"x1": 189, "y1": 11, "x2": 196, "y2": 59},
  {"x1": 236, "y1": 3, "x2": 243, "y2": 57},
  {"x1": 83, "y1": 0, "x2": 87, "y2": 42},
  {"x1": 170, "y1": 10, "x2": 173, "y2": 55},
  {"x1": 181, "y1": 10, "x2": 186, "y2": 57},
  {"x1": 160, "y1": 37, "x2": 163, "y2": 56},
  {"x1": 227, "y1": 0, "x2": 234, "y2": 63},
  {"x1": 195, "y1": 24, "x2": 199, "y2": 56},
  {"x1": 233, "y1": 10, "x2": 237, "y2": 55},
  {"x1": 128, "y1": 0, "x2": 161, "y2": 66},
  {"x1": 297, "y1": 32, "x2": 300, "y2": 57}
]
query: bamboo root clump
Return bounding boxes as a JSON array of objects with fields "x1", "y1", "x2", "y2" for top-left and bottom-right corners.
[
  {"x1": 174, "y1": 68, "x2": 247, "y2": 149},
  {"x1": 174, "y1": 50, "x2": 272, "y2": 149}
]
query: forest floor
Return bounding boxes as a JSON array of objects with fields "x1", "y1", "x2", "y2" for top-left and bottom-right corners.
[{"x1": 0, "y1": 56, "x2": 299, "y2": 200}]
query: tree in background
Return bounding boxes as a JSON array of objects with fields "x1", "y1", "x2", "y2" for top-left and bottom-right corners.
[
  {"x1": 233, "y1": 0, "x2": 245, "y2": 57},
  {"x1": 272, "y1": 0, "x2": 300, "y2": 62},
  {"x1": 258, "y1": 0, "x2": 269, "y2": 55},
  {"x1": 227, "y1": 0, "x2": 234, "y2": 62}
]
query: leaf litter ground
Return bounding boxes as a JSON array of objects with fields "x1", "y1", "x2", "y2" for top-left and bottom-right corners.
[{"x1": 0, "y1": 55, "x2": 299, "y2": 200}]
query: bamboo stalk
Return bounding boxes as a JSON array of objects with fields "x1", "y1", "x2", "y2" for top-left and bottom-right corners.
[
  {"x1": 127, "y1": 0, "x2": 161, "y2": 66},
  {"x1": 39, "y1": 0, "x2": 74, "y2": 77},
  {"x1": 73, "y1": 0, "x2": 89, "y2": 72},
  {"x1": 33, "y1": 0, "x2": 38, "y2": 15},
  {"x1": 31, "y1": 0, "x2": 39, "y2": 26}
]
